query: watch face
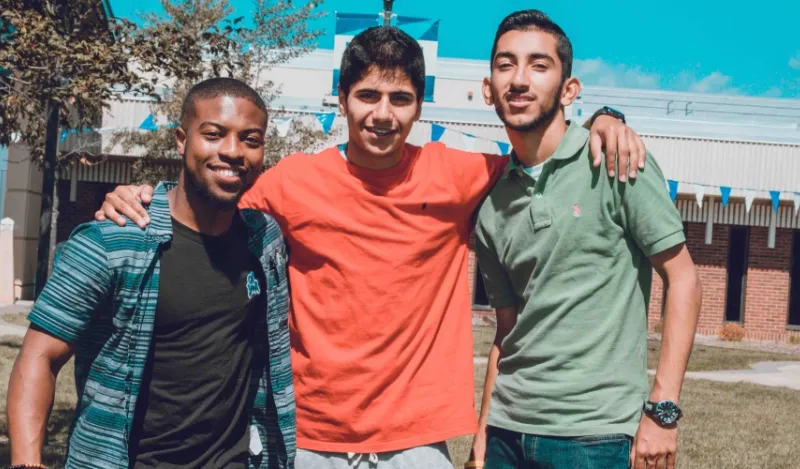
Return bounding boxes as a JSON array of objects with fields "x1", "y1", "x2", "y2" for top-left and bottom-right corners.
[{"x1": 655, "y1": 401, "x2": 681, "y2": 424}]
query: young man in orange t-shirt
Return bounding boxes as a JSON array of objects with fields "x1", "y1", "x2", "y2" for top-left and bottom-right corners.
[{"x1": 96, "y1": 26, "x2": 646, "y2": 469}]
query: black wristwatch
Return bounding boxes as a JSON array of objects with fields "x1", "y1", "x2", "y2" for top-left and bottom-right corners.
[
  {"x1": 643, "y1": 400, "x2": 682, "y2": 426},
  {"x1": 589, "y1": 105, "x2": 626, "y2": 125}
]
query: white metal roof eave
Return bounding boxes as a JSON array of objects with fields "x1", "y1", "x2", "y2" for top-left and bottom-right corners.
[{"x1": 638, "y1": 130, "x2": 800, "y2": 147}]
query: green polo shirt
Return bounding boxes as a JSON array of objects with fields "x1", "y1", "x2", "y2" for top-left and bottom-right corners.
[{"x1": 475, "y1": 122, "x2": 685, "y2": 437}]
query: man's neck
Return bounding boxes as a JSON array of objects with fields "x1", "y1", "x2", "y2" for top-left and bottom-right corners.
[
  {"x1": 507, "y1": 114, "x2": 569, "y2": 168},
  {"x1": 344, "y1": 140, "x2": 405, "y2": 171},
  {"x1": 168, "y1": 173, "x2": 236, "y2": 236}
]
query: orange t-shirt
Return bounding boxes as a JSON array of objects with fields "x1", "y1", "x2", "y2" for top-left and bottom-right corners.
[{"x1": 239, "y1": 142, "x2": 508, "y2": 453}]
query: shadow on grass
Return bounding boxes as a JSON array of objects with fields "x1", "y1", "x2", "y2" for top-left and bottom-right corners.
[
  {"x1": 0, "y1": 444, "x2": 67, "y2": 468},
  {"x1": 0, "y1": 336, "x2": 22, "y2": 350}
]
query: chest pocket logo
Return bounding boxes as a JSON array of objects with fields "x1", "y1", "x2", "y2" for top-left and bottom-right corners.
[{"x1": 246, "y1": 271, "x2": 261, "y2": 299}]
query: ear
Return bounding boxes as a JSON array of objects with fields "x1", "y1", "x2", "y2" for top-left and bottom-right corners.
[
  {"x1": 176, "y1": 127, "x2": 187, "y2": 157},
  {"x1": 338, "y1": 87, "x2": 347, "y2": 116},
  {"x1": 482, "y1": 77, "x2": 494, "y2": 106},
  {"x1": 560, "y1": 76, "x2": 582, "y2": 107}
]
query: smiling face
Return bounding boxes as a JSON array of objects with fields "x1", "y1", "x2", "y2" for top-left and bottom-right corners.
[
  {"x1": 339, "y1": 66, "x2": 422, "y2": 167},
  {"x1": 176, "y1": 95, "x2": 267, "y2": 209},
  {"x1": 483, "y1": 28, "x2": 580, "y2": 132}
]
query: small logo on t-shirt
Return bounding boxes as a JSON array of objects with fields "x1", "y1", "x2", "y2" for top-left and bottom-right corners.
[
  {"x1": 246, "y1": 271, "x2": 261, "y2": 299},
  {"x1": 572, "y1": 203, "x2": 581, "y2": 218}
]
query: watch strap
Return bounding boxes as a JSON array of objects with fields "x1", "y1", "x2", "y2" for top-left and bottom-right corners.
[{"x1": 590, "y1": 105, "x2": 626, "y2": 125}]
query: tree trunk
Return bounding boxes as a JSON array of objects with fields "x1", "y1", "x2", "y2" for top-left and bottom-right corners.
[
  {"x1": 48, "y1": 171, "x2": 59, "y2": 275},
  {"x1": 34, "y1": 99, "x2": 59, "y2": 299}
]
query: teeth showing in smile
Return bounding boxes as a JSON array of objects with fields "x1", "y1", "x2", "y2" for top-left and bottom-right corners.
[
  {"x1": 371, "y1": 129, "x2": 393, "y2": 136},
  {"x1": 215, "y1": 169, "x2": 238, "y2": 177}
]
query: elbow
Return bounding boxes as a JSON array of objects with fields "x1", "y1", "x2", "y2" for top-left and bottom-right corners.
[
  {"x1": 662, "y1": 262, "x2": 702, "y2": 301},
  {"x1": 672, "y1": 268, "x2": 703, "y2": 316}
]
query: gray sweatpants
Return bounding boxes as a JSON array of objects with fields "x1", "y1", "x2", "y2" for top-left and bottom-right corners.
[{"x1": 295, "y1": 442, "x2": 454, "y2": 469}]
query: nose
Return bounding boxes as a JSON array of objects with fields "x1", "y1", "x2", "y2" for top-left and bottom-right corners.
[
  {"x1": 218, "y1": 133, "x2": 245, "y2": 162},
  {"x1": 373, "y1": 96, "x2": 392, "y2": 122},
  {"x1": 511, "y1": 65, "x2": 529, "y2": 91}
]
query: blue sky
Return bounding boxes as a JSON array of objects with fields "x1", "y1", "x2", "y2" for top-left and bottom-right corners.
[{"x1": 110, "y1": 0, "x2": 800, "y2": 98}]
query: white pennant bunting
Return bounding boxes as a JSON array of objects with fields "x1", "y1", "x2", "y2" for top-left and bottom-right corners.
[
  {"x1": 693, "y1": 184, "x2": 705, "y2": 208},
  {"x1": 793, "y1": 192, "x2": 800, "y2": 216},
  {"x1": 744, "y1": 190, "x2": 757, "y2": 214},
  {"x1": 461, "y1": 133, "x2": 477, "y2": 152},
  {"x1": 275, "y1": 117, "x2": 293, "y2": 138}
]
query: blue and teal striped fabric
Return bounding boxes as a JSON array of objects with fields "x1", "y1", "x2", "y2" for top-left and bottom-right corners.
[{"x1": 28, "y1": 182, "x2": 295, "y2": 469}]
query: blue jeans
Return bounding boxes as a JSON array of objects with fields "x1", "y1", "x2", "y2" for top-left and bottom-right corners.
[{"x1": 485, "y1": 426, "x2": 632, "y2": 469}]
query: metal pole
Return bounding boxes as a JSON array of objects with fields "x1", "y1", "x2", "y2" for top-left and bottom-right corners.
[{"x1": 383, "y1": 0, "x2": 395, "y2": 26}]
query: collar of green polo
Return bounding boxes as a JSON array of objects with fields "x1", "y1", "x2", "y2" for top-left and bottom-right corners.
[{"x1": 502, "y1": 121, "x2": 589, "y2": 179}]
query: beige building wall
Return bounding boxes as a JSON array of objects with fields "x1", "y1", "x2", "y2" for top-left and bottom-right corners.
[
  {"x1": 3, "y1": 144, "x2": 43, "y2": 300},
  {"x1": 0, "y1": 218, "x2": 14, "y2": 304}
]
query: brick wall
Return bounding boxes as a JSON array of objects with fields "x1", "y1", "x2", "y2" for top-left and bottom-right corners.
[
  {"x1": 647, "y1": 275, "x2": 664, "y2": 331},
  {"x1": 677, "y1": 223, "x2": 729, "y2": 335},
  {"x1": 741, "y1": 228, "x2": 793, "y2": 341}
]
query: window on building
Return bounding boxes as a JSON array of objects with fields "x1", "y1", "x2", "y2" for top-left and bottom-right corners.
[
  {"x1": 473, "y1": 263, "x2": 490, "y2": 309},
  {"x1": 788, "y1": 230, "x2": 800, "y2": 327},
  {"x1": 725, "y1": 226, "x2": 749, "y2": 323}
]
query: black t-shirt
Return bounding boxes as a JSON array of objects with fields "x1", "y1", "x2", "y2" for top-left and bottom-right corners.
[{"x1": 130, "y1": 216, "x2": 266, "y2": 469}]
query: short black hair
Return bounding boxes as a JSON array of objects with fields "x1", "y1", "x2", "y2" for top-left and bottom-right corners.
[
  {"x1": 180, "y1": 77, "x2": 268, "y2": 125},
  {"x1": 339, "y1": 26, "x2": 426, "y2": 101},
  {"x1": 490, "y1": 10, "x2": 573, "y2": 81}
]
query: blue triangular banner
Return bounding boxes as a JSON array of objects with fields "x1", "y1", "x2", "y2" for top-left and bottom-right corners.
[
  {"x1": 60, "y1": 130, "x2": 68, "y2": 143},
  {"x1": 720, "y1": 186, "x2": 731, "y2": 207},
  {"x1": 431, "y1": 123, "x2": 445, "y2": 142},
  {"x1": 398, "y1": 19, "x2": 438, "y2": 40},
  {"x1": 139, "y1": 114, "x2": 157, "y2": 131},
  {"x1": 497, "y1": 141, "x2": 510, "y2": 155},
  {"x1": 769, "y1": 190, "x2": 781, "y2": 214},
  {"x1": 315, "y1": 112, "x2": 335, "y2": 135},
  {"x1": 667, "y1": 180, "x2": 679, "y2": 202}
]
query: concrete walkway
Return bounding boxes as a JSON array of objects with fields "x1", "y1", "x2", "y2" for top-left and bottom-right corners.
[
  {"x1": 681, "y1": 361, "x2": 800, "y2": 391},
  {"x1": 0, "y1": 301, "x2": 32, "y2": 337}
]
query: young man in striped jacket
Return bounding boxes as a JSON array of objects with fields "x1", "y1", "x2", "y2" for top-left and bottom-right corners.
[{"x1": 7, "y1": 78, "x2": 295, "y2": 469}]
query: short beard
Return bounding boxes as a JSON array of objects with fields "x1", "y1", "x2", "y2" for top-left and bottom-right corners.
[
  {"x1": 184, "y1": 161, "x2": 241, "y2": 210},
  {"x1": 496, "y1": 83, "x2": 563, "y2": 133}
]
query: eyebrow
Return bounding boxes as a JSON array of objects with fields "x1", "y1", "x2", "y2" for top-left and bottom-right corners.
[
  {"x1": 354, "y1": 88, "x2": 414, "y2": 96},
  {"x1": 494, "y1": 51, "x2": 555, "y2": 64},
  {"x1": 198, "y1": 121, "x2": 265, "y2": 135}
]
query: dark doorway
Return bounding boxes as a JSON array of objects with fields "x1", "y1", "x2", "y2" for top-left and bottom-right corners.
[
  {"x1": 788, "y1": 230, "x2": 800, "y2": 327},
  {"x1": 725, "y1": 226, "x2": 749, "y2": 323}
]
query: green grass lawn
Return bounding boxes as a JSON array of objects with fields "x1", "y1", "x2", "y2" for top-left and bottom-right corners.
[
  {"x1": 0, "y1": 336, "x2": 75, "y2": 467},
  {"x1": 446, "y1": 365, "x2": 800, "y2": 469},
  {"x1": 1, "y1": 314, "x2": 29, "y2": 328},
  {"x1": 1, "y1": 328, "x2": 798, "y2": 468}
]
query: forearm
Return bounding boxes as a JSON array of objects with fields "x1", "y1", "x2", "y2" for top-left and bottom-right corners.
[
  {"x1": 477, "y1": 342, "x2": 501, "y2": 429},
  {"x1": 651, "y1": 272, "x2": 702, "y2": 402},
  {"x1": 8, "y1": 354, "x2": 59, "y2": 464}
]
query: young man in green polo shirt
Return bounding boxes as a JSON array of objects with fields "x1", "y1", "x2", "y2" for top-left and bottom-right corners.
[{"x1": 469, "y1": 10, "x2": 702, "y2": 469}]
